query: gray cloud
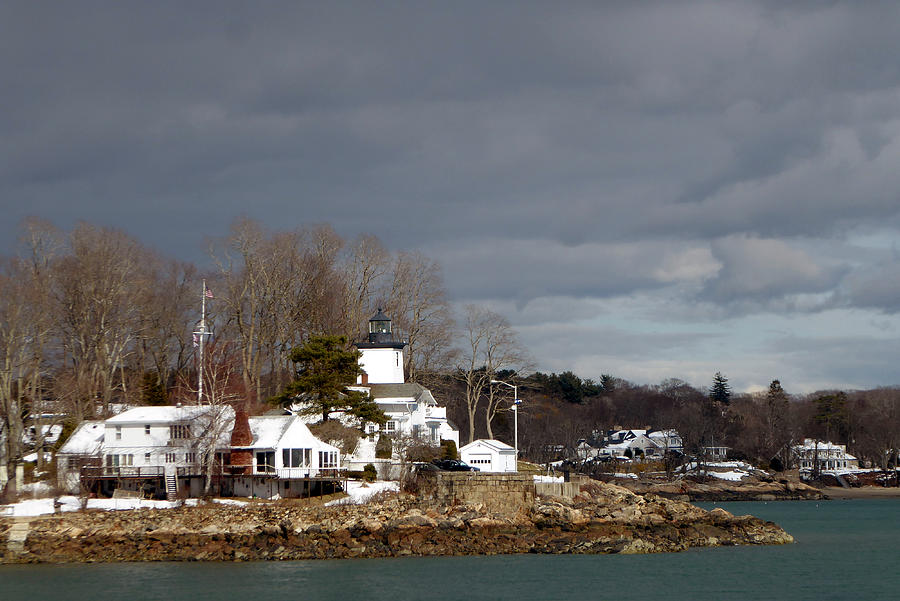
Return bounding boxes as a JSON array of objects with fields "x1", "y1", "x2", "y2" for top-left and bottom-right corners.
[{"x1": 4, "y1": 1, "x2": 900, "y2": 389}]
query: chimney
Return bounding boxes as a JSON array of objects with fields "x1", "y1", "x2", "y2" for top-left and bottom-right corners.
[{"x1": 229, "y1": 405, "x2": 253, "y2": 475}]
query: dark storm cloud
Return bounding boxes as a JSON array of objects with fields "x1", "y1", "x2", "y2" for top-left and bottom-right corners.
[{"x1": 4, "y1": 1, "x2": 900, "y2": 388}]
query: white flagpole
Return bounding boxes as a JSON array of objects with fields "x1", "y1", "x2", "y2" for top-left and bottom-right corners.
[{"x1": 198, "y1": 280, "x2": 207, "y2": 404}]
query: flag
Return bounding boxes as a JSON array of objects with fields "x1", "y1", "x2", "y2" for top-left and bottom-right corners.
[
  {"x1": 192, "y1": 333, "x2": 199, "y2": 348},
  {"x1": 205, "y1": 288, "x2": 214, "y2": 299}
]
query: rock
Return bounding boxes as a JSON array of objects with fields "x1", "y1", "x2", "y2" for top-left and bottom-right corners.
[{"x1": 0, "y1": 483, "x2": 794, "y2": 564}]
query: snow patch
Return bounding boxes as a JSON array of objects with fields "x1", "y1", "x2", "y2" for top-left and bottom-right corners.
[{"x1": 325, "y1": 480, "x2": 399, "y2": 506}]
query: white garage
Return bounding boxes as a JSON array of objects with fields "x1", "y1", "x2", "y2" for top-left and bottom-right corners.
[{"x1": 460, "y1": 439, "x2": 517, "y2": 473}]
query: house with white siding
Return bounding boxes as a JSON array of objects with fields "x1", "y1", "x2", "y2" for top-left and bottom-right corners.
[
  {"x1": 347, "y1": 311, "x2": 459, "y2": 470},
  {"x1": 56, "y1": 405, "x2": 340, "y2": 499}
]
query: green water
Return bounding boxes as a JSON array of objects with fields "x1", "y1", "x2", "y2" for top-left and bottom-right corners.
[{"x1": 2, "y1": 499, "x2": 898, "y2": 601}]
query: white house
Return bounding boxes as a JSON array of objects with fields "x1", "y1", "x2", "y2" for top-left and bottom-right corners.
[
  {"x1": 647, "y1": 429, "x2": 683, "y2": 454},
  {"x1": 793, "y1": 438, "x2": 858, "y2": 472},
  {"x1": 597, "y1": 429, "x2": 663, "y2": 460},
  {"x1": 56, "y1": 405, "x2": 340, "y2": 500},
  {"x1": 230, "y1": 414, "x2": 341, "y2": 499},
  {"x1": 460, "y1": 439, "x2": 517, "y2": 472},
  {"x1": 347, "y1": 311, "x2": 459, "y2": 469}
]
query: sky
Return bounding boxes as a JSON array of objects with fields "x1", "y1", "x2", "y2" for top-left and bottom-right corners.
[{"x1": 3, "y1": 1, "x2": 900, "y2": 394}]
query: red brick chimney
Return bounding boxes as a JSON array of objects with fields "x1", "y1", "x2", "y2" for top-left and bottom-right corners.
[{"x1": 229, "y1": 405, "x2": 253, "y2": 475}]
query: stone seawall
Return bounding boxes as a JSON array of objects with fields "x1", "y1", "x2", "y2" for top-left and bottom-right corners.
[
  {"x1": 2, "y1": 480, "x2": 794, "y2": 564},
  {"x1": 415, "y1": 472, "x2": 535, "y2": 513}
]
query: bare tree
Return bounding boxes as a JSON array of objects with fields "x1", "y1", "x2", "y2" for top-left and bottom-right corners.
[
  {"x1": 53, "y1": 223, "x2": 146, "y2": 418},
  {"x1": 384, "y1": 251, "x2": 455, "y2": 383},
  {"x1": 456, "y1": 305, "x2": 528, "y2": 444}
]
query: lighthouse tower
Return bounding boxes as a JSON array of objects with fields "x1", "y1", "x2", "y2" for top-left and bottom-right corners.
[{"x1": 355, "y1": 309, "x2": 406, "y2": 384}]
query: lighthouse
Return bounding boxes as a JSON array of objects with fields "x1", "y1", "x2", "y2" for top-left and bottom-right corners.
[{"x1": 355, "y1": 309, "x2": 407, "y2": 384}]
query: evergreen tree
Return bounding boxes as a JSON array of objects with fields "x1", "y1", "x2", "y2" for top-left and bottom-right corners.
[
  {"x1": 709, "y1": 372, "x2": 732, "y2": 405},
  {"x1": 271, "y1": 335, "x2": 387, "y2": 426}
]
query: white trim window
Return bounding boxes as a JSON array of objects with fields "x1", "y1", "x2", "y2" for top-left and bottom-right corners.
[
  {"x1": 282, "y1": 448, "x2": 312, "y2": 468},
  {"x1": 318, "y1": 451, "x2": 338, "y2": 469}
]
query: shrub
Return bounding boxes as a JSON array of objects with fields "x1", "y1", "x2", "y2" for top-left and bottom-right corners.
[
  {"x1": 375, "y1": 435, "x2": 393, "y2": 459},
  {"x1": 362, "y1": 463, "x2": 377, "y2": 482},
  {"x1": 439, "y1": 438, "x2": 458, "y2": 460}
]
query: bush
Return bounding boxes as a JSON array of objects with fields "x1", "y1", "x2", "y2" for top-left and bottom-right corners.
[
  {"x1": 440, "y1": 438, "x2": 458, "y2": 460},
  {"x1": 375, "y1": 435, "x2": 393, "y2": 459},
  {"x1": 363, "y1": 463, "x2": 377, "y2": 482}
]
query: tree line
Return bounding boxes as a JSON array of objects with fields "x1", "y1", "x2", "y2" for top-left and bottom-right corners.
[
  {"x1": 0, "y1": 217, "x2": 456, "y2": 473},
  {"x1": 458, "y1": 370, "x2": 900, "y2": 471}
]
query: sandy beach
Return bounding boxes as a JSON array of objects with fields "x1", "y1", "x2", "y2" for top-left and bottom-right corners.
[{"x1": 819, "y1": 486, "x2": 900, "y2": 499}]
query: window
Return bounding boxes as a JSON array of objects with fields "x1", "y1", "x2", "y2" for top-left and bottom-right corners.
[
  {"x1": 170, "y1": 424, "x2": 191, "y2": 439},
  {"x1": 107, "y1": 454, "x2": 132, "y2": 467},
  {"x1": 366, "y1": 423, "x2": 377, "y2": 435},
  {"x1": 145, "y1": 424, "x2": 151, "y2": 435},
  {"x1": 165, "y1": 453, "x2": 176, "y2": 463},
  {"x1": 115, "y1": 426, "x2": 122, "y2": 440},
  {"x1": 282, "y1": 448, "x2": 312, "y2": 468},
  {"x1": 144, "y1": 453, "x2": 151, "y2": 464},
  {"x1": 396, "y1": 351, "x2": 399, "y2": 366},
  {"x1": 412, "y1": 424, "x2": 422, "y2": 439},
  {"x1": 185, "y1": 452, "x2": 197, "y2": 463},
  {"x1": 386, "y1": 421, "x2": 397, "y2": 434},
  {"x1": 318, "y1": 451, "x2": 338, "y2": 469},
  {"x1": 256, "y1": 451, "x2": 275, "y2": 473},
  {"x1": 430, "y1": 424, "x2": 439, "y2": 443}
]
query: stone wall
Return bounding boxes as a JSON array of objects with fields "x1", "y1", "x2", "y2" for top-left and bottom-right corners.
[
  {"x1": 534, "y1": 478, "x2": 587, "y2": 500},
  {"x1": 416, "y1": 472, "x2": 535, "y2": 513}
]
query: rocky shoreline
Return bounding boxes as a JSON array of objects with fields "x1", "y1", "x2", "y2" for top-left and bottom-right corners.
[
  {"x1": 611, "y1": 477, "x2": 825, "y2": 502},
  {"x1": 1, "y1": 481, "x2": 793, "y2": 563}
]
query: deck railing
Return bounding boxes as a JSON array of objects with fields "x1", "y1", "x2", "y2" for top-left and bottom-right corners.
[{"x1": 81, "y1": 466, "x2": 165, "y2": 478}]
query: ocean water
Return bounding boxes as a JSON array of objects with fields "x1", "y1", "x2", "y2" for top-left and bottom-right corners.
[{"x1": 2, "y1": 499, "x2": 899, "y2": 601}]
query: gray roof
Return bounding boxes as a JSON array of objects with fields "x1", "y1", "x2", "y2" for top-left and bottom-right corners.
[{"x1": 367, "y1": 383, "x2": 435, "y2": 404}]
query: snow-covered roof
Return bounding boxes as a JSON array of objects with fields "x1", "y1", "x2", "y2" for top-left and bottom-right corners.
[
  {"x1": 461, "y1": 438, "x2": 516, "y2": 453},
  {"x1": 106, "y1": 405, "x2": 234, "y2": 424},
  {"x1": 246, "y1": 415, "x2": 338, "y2": 452},
  {"x1": 57, "y1": 421, "x2": 105, "y2": 455},
  {"x1": 247, "y1": 415, "x2": 294, "y2": 448}
]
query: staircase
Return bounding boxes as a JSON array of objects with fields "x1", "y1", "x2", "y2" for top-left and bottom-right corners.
[
  {"x1": 164, "y1": 466, "x2": 178, "y2": 501},
  {"x1": 7, "y1": 519, "x2": 31, "y2": 555},
  {"x1": 835, "y1": 474, "x2": 851, "y2": 489}
]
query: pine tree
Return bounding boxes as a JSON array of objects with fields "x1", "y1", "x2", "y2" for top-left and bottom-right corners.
[
  {"x1": 271, "y1": 335, "x2": 387, "y2": 426},
  {"x1": 709, "y1": 371, "x2": 732, "y2": 405}
]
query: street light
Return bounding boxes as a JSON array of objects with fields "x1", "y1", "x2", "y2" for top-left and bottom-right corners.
[{"x1": 490, "y1": 379, "x2": 522, "y2": 456}]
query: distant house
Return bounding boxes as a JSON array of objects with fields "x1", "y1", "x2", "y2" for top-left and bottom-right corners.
[
  {"x1": 793, "y1": 438, "x2": 858, "y2": 472},
  {"x1": 56, "y1": 405, "x2": 340, "y2": 500},
  {"x1": 597, "y1": 429, "x2": 663, "y2": 460},
  {"x1": 460, "y1": 439, "x2": 517, "y2": 472},
  {"x1": 647, "y1": 429, "x2": 683, "y2": 455},
  {"x1": 701, "y1": 446, "x2": 730, "y2": 461}
]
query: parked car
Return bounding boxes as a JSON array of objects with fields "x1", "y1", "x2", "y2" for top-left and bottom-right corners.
[{"x1": 432, "y1": 459, "x2": 480, "y2": 472}]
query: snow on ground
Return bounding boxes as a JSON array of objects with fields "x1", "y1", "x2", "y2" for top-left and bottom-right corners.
[
  {"x1": 533, "y1": 475, "x2": 564, "y2": 483},
  {"x1": 612, "y1": 472, "x2": 638, "y2": 479},
  {"x1": 325, "y1": 480, "x2": 399, "y2": 506},
  {"x1": 212, "y1": 498, "x2": 249, "y2": 507},
  {"x1": 707, "y1": 470, "x2": 746, "y2": 481},
  {"x1": 0, "y1": 496, "x2": 200, "y2": 517}
]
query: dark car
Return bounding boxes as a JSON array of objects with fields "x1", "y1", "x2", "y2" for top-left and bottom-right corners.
[{"x1": 432, "y1": 459, "x2": 480, "y2": 472}]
